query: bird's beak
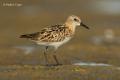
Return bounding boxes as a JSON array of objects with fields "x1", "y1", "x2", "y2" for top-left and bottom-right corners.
[{"x1": 80, "y1": 22, "x2": 89, "y2": 29}]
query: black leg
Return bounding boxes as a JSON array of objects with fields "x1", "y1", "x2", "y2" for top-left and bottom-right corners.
[
  {"x1": 53, "y1": 54, "x2": 61, "y2": 66},
  {"x1": 44, "y1": 46, "x2": 49, "y2": 66}
]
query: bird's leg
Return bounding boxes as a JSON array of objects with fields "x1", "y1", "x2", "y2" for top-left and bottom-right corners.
[
  {"x1": 53, "y1": 51, "x2": 62, "y2": 66},
  {"x1": 44, "y1": 46, "x2": 49, "y2": 66},
  {"x1": 53, "y1": 55, "x2": 60, "y2": 65}
]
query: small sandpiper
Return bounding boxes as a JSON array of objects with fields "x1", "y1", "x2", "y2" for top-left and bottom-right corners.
[{"x1": 20, "y1": 15, "x2": 90, "y2": 66}]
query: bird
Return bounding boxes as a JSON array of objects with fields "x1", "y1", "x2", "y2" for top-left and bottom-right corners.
[{"x1": 20, "y1": 15, "x2": 89, "y2": 66}]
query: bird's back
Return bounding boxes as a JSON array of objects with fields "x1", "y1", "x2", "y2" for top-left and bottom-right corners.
[{"x1": 20, "y1": 24, "x2": 73, "y2": 42}]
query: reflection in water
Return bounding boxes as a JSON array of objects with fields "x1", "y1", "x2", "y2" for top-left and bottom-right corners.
[
  {"x1": 104, "y1": 29, "x2": 115, "y2": 42},
  {"x1": 14, "y1": 45, "x2": 35, "y2": 54},
  {"x1": 91, "y1": 0, "x2": 120, "y2": 15},
  {"x1": 91, "y1": 28, "x2": 120, "y2": 45}
]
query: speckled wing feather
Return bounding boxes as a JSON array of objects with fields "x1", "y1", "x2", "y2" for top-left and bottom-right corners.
[{"x1": 20, "y1": 24, "x2": 72, "y2": 42}]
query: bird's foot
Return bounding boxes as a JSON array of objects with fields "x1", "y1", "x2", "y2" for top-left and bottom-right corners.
[{"x1": 44, "y1": 63, "x2": 62, "y2": 67}]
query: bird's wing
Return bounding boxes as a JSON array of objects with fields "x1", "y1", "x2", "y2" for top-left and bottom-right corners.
[
  {"x1": 37, "y1": 24, "x2": 68, "y2": 42},
  {"x1": 20, "y1": 24, "x2": 71, "y2": 42}
]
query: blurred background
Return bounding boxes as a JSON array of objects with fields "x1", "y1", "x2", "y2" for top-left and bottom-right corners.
[{"x1": 0, "y1": 0, "x2": 120, "y2": 66}]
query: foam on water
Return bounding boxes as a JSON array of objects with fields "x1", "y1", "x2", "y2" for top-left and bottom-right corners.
[
  {"x1": 73, "y1": 62, "x2": 120, "y2": 70},
  {"x1": 73, "y1": 62, "x2": 112, "y2": 66}
]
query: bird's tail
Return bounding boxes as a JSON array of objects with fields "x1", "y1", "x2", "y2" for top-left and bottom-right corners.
[
  {"x1": 20, "y1": 34, "x2": 32, "y2": 38},
  {"x1": 20, "y1": 32, "x2": 39, "y2": 39}
]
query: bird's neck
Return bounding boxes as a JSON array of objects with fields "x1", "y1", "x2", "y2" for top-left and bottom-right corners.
[{"x1": 65, "y1": 23, "x2": 76, "y2": 34}]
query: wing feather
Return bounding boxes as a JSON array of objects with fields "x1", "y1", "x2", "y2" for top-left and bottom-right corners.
[{"x1": 20, "y1": 24, "x2": 72, "y2": 42}]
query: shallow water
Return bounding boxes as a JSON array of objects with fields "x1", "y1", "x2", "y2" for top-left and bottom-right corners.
[
  {"x1": 0, "y1": 0, "x2": 120, "y2": 66},
  {"x1": 0, "y1": 1, "x2": 120, "y2": 80}
]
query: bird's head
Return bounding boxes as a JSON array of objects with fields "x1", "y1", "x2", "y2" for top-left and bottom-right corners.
[{"x1": 65, "y1": 15, "x2": 89, "y2": 29}]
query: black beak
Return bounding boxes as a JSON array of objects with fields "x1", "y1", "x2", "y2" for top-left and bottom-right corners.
[{"x1": 81, "y1": 22, "x2": 90, "y2": 29}]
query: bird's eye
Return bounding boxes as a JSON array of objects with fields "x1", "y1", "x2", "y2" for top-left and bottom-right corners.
[{"x1": 74, "y1": 18, "x2": 78, "y2": 21}]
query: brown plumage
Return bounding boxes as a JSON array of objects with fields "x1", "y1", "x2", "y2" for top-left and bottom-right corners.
[{"x1": 20, "y1": 24, "x2": 73, "y2": 42}]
